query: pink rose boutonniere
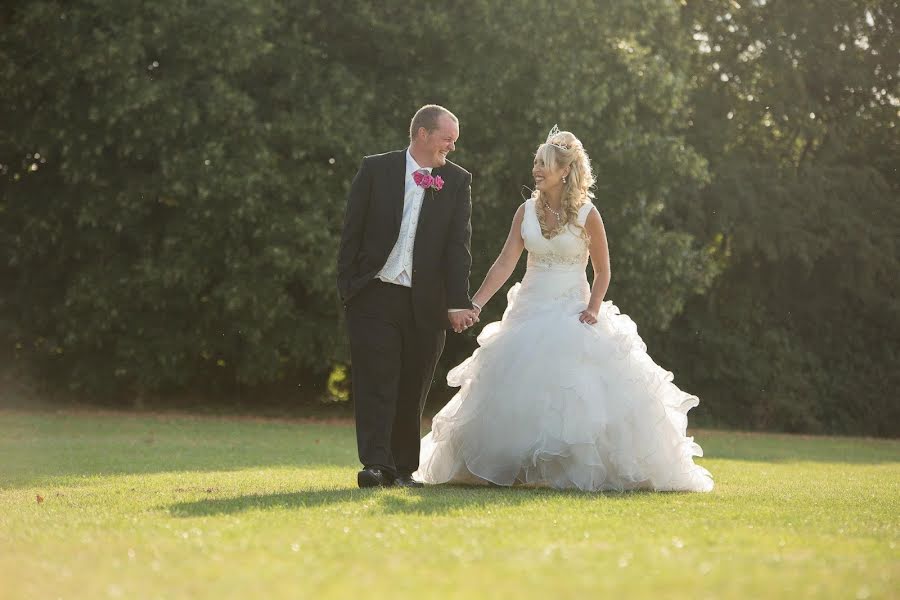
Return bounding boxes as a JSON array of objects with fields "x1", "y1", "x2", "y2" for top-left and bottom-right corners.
[{"x1": 413, "y1": 171, "x2": 444, "y2": 191}]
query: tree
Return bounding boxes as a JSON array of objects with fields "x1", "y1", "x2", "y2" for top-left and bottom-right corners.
[
  {"x1": 1, "y1": 1, "x2": 372, "y2": 394},
  {"x1": 664, "y1": 0, "x2": 900, "y2": 434},
  {"x1": 1, "y1": 1, "x2": 719, "y2": 415}
]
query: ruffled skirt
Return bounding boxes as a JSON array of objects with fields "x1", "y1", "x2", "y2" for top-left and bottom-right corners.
[{"x1": 415, "y1": 268, "x2": 714, "y2": 492}]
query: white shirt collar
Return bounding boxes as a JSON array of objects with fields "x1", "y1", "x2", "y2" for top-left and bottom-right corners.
[{"x1": 405, "y1": 147, "x2": 432, "y2": 178}]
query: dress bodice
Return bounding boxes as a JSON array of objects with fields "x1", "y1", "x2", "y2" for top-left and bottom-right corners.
[{"x1": 522, "y1": 198, "x2": 594, "y2": 272}]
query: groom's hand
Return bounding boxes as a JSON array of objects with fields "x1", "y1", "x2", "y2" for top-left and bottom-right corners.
[{"x1": 448, "y1": 309, "x2": 479, "y2": 334}]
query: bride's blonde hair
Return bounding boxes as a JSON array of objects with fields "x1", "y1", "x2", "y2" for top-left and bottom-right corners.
[{"x1": 532, "y1": 129, "x2": 595, "y2": 239}]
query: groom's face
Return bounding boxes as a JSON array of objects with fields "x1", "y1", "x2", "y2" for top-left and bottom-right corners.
[{"x1": 419, "y1": 115, "x2": 459, "y2": 168}]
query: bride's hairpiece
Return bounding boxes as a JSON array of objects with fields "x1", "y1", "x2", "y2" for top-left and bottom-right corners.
[{"x1": 545, "y1": 124, "x2": 570, "y2": 151}]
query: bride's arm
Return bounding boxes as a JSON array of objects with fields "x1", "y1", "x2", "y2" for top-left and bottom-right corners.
[
  {"x1": 471, "y1": 203, "x2": 526, "y2": 311},
  {"x1": 581, "y1": 207, "x2": 611, "y2": 323}
]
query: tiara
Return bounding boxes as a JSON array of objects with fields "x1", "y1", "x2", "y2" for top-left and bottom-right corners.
[{"x1": 544, "y1": 124, "x2": 570, "y2": 150}]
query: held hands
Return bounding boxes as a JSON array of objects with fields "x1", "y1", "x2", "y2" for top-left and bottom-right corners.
[
  {"x1": 448, "y1": 308, "x2": 480, "y2": 334},
  {"x1": 579, "y1": 308, "x2": 599, "y2": 326}
]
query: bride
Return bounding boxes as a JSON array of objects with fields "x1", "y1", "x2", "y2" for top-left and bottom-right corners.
[{"x1": 415, "y1": 127, "x2": 714, "y2": 492}]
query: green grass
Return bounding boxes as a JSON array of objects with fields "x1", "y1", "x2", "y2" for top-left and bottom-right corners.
[{"x1": 1, "y1": 410, "x2": 897, "y2": 599}]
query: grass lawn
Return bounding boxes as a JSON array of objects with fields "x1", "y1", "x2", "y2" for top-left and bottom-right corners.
[{"x1": 0, "y1": 410, "x2": 897, "y2": 599}]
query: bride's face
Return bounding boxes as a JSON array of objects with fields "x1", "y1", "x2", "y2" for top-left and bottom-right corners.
[{"x1": 532, "y1": 155, "x2": 569, "y2": 194}]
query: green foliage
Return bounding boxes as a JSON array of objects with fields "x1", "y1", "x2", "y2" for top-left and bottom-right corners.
[
  {"x1": 1, "y1": 1, "x2": 372, "y2": 392},
  {"x1": 325, "y1": 364, "x2": 350, "y2": 403},
  {"x1": 0, "y1": 0, "x2": 715, "y2": 397},
  {"x1": 662, "y1": 0, "x2": 900, "y2": 435},
  {"x1": 1, "y1": 1, "x2": 894, "y2": 435}
]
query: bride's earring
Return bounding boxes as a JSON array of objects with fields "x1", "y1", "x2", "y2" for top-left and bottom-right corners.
[{"x1": 562, "y1": 175, "x2": 567, "y2": 184}]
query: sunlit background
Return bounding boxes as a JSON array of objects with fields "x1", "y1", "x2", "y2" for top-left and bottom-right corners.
[{"x1": 1, "y1": 1, "x2": 897, "y2": 437}]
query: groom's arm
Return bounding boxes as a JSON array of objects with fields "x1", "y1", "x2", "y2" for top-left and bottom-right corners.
[
  {"x1": 337, "y1": 157, "x2": 372, "y2": 302},
  {"x1": 444, "y1": 171, "x2": 474, "y2": 310}
]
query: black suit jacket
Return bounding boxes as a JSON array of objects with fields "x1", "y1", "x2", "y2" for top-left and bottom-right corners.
[{"x1": 337, "y1": 149, "x2": 473, "y2": 329}]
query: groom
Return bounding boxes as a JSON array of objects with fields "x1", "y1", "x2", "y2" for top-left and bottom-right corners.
[{"x1": 337, "y1": 104, "x2": 480, "y2": 488}]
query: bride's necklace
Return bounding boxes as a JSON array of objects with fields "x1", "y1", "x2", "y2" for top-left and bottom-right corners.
[{"x1": 542, "y1": 199, "x2": 563, "y2": 221}]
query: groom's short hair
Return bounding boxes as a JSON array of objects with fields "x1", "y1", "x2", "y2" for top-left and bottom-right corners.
[{"x1": 409, "y1": 105, "x2": 458, "y2": 141}]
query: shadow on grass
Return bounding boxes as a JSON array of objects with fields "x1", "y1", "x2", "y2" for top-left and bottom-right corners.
[
  {"x1": 0, "y1": 411, "x2": 356, "y2": 488},
  {"x1": 166, "y1": 484, "x2": 668, "y2": 518},
  {"x1": 0, "y1": 450, "x2": 353, "y2": 490},
  {"x1": 3, "y1": 411, "x2": 897, "y2": 494}
]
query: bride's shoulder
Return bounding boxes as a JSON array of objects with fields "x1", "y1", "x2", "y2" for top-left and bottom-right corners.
[
  {"x1": 577, "y1": 200, "x2": 596, "y2": 224},
  {"x1": 511, "y1": 200, "x2": 531, "y2": 237},
  {"x1": 513, "y1": 197, "x2": 531, "y2": 212},
  {"x1": 516, "y1": 199, "x2": 534, "y2": 219},
  {"x1": 513, "y1": 200, "x2": 528, "y2": 221}
]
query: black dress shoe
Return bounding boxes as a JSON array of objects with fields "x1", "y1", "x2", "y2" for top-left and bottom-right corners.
[
  {"x1": 393, "y1": 474, "x2": 424, "y2": 488},
  {"x1": 357, "y1": 467, "x2": 392, "y2": 488}
]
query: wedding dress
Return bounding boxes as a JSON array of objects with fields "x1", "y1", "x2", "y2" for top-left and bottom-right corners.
[{"x1": 415, "y1": 199, "x2": 714, "y2": 492}]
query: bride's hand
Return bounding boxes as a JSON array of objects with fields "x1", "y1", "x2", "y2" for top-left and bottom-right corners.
[{"x1": 578, "y1": 309, "x2": 598, "y2": 325}]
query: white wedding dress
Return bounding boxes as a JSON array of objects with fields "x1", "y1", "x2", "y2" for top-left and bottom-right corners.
[{"x1": 415, "y1": 199, "x2": 714, "y2": 492}]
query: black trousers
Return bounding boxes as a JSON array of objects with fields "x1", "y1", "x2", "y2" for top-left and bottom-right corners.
[{"x1": 345, "y1": 280, "x2": 446, "y2": 477}]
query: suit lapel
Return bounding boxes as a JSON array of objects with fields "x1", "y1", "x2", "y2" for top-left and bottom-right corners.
[
  {"x1": 414, "y1": 166, "x2": 447, "y2": 251},
  {"x1": 388, "y1": 150, "x2": 407, "y2": 231}
]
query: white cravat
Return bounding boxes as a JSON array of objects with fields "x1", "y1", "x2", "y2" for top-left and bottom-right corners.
[{"x1": 376, "y1": 148, "x2": 429, "y2": 287}]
